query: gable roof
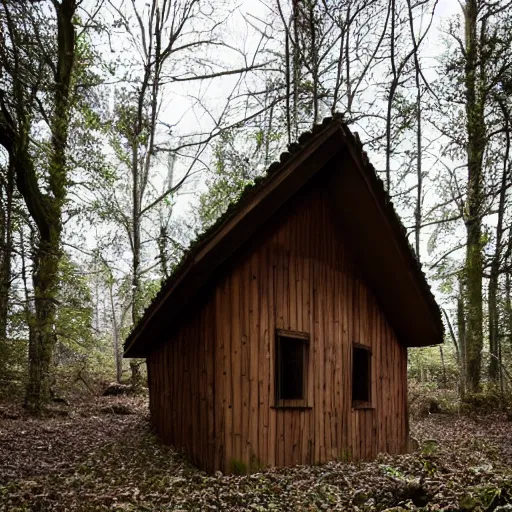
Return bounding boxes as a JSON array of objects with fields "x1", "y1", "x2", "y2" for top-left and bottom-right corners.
[{"x1": 124, "y1": 115, "x2": 444, "y2": 358}]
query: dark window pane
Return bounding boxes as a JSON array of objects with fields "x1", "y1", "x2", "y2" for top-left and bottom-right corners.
[
  {"x1": 352, "y1": 346, "x2": 370, "y2": 402},
  {"x1": 277, "y1": 336, "x2": 304, "y2": 400}
]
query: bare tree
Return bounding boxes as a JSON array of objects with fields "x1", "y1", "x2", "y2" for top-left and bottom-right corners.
[{"x1": 105, "y1": 0, "x2": 271, "y2": 386}]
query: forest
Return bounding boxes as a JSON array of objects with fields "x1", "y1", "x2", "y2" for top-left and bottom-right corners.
[{"x1": 0, "y1": 0, "x2": 512, "y2": 510}]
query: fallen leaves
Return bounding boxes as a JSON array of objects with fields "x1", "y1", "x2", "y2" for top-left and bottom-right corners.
[{"x1": 0, "y1": 397, "x2": 511, "y2": 511}]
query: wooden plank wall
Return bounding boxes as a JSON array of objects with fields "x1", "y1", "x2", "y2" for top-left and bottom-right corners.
[
  {"x1": 146, "y1": 293, "x2": 217, "y2": 472},
  {"x1": 147, "y1": 173, "x2": 409, "y2": 474},
  {"x1": 210, "y1": 176, "x2": 408, "y2": 473}
]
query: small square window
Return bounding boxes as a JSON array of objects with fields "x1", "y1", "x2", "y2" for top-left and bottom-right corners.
[
  {"x1": 352, "y1": 344, "x2": 371, "y2": 407},
  {"x1": 275, "y1": 330, "x2": 309, "y2": 408}
]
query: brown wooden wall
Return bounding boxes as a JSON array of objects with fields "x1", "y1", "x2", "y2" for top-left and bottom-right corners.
[
  {"x1": 147, "y1": 293, "x2": 217, "y2": 472},
  {"x1": 147, "y1": 175, "x2": 409, "y2": 474}
]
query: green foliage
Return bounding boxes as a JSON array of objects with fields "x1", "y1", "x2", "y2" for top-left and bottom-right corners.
[
  {"x1": 458, "y1": 485, "x2": 506, "y2": 512},
  {"x1": 408, "y1": 345, "x2": 459, "y2": 389},
  {"x1": 421, "y1": 457, "x2": 437, "y2": 476},
  {"x1": 197, "y1": 130, "x2": 256, "y2": 230},
  {"x1": 381, "y1": 465, "x2": 406, "y2": 480},
  {"x1": 0, "y1": 336, "x2": 28, "y2": 401},
  {"x1": 55, "y1": 255, "x2": 95, "y2": 361},
  {"x1": 197, "y1": 123, "x2": 284, "y2": 232},
  {"x1": 461, "y1": 388, "x2": 512, "y2": 415},
  {"x1": 392, "y1": 91, "x2": 416, "y2": 137},
  {"x1": 53, "y1": 254, "x2": 115, "y2": 383},
  {"x1": 408, "y1": 383, "x2": 461, "y2": 418},
  {"x1": 421, "y1": 440, "x2": 438, "y2": 457},
  {"x1": 230, "y1": 458, "x2": 248, "y2": 475}
]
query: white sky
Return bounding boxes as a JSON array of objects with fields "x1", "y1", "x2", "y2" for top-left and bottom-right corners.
[{"x1": 435, "y1": 0, "x2": 461, "y2": 17}]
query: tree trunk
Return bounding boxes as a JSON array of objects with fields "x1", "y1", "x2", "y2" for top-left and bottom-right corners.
[
  {"x1": 463, "y1": 0, "x2": 485, "y2": 393},
  {"x1": 465, "y1": 221, "x2": 483, "y2": 393},
  {"x1": 130, "y1": 120, "x2": 143, "y2": 388},
  {"x1": 132, "y1": 153, "x2": 141, "y2": 325},
  {"x1": 439, "y1": 345, "x2": 447, "y2": 388},
  {"x1": 308, "y1": 1, "x2": 319, "y2": 125},
  {"x1": 385, "y1": 0, "x2": 397, "y2": 192},
  {"x1": 107, "y1": 277, "x2": 122, "y2": 383},
  {"x1": 488, "y1": 103, "x2": 509, "y2": 383},
  {"x1": 130, "y1": 217, "x2": 142, "y2": 389},
  {"x1": 409, "y1": 1, "x2": 422, "y2": 261},
  {"x1": 457, "y1": 280, "x2": 467, "y2": 398},
  {"x1": 284, "y1": 5, "x2": 291, "y2": 145},
  {"x1": 130, "y1": 360, "x2": 143, "y2": 393},
  {"x1": 292, "y1": 0, "x2": 300, "y2": 138},
  {"x1": 507, "y1": 269, "x2": 512, "y2": 354},
  {"x1": 23, "y1": 0, "x2": 77, "y2": 414},
  {"x1": 344, "y1": 2, "x2": 352, "y2": 115},
  {"x1": 25, "y1": 237, "x2": 61, "y2": 413},
  {"x1": 0, "y1": 160, "x2": 14, "y2": 370},
  {"x1": 442, "y1": 307, "x2": 460, "y2": 366},
  {"x1": 488, "y1": 266, "x2": 499, "y2": 383}
]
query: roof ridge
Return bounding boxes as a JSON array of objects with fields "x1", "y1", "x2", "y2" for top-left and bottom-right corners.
[{"x1": 124, "y1": 114, "x2": 442, "y2": 354}]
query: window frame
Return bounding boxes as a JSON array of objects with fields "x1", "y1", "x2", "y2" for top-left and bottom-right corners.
[
  {"x1": 274, "y1": 329, "x2": 311, "y2": 409},
  {"x1": 352, "y1": 342, "x2": 373, "y2": 410}
]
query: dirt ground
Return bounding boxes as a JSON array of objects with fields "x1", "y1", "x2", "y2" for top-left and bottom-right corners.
[{"x1": 0, "y1": 395, "x2": 511, "y2": 511}]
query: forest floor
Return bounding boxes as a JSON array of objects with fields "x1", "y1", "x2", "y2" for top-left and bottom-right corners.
[{"x1": 0, "y1": 395, "x2": 512, "y2": 511}]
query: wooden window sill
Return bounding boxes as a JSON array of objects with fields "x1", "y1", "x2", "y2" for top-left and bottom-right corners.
[
  {"x1": 272, "y1": 405, "x2": 313, "y2": 410},
  {"x1": 352, "y1": 402, "x2": 374, "y2": 410}
]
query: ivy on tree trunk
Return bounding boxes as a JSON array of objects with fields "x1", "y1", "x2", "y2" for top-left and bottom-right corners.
[
  {"x1": 463, "y1": 0, "x2": 485, "y2": 394},
  {"x1": 0, "y1": 0, "x2": 77, "y2": 414}
]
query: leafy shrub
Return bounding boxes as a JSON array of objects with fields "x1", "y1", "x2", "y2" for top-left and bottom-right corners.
[
  {"x1": 461, "y1": 388, "x2": 512, "y2": 415},
  {"x1": 409, "y1": 382, "x2": 461, "y2": 418}
]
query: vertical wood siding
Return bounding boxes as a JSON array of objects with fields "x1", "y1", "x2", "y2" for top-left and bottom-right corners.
[
  {"x1": 147, "y1": 174, "x2": 409, "y2": 474},
  {"x1": 147, "y1": 293, "x2": 217, "y2": 472}
]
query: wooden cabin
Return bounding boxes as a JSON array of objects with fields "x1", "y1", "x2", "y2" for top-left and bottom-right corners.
[{"x1": 124, "y1": 116, "x2": 444, "y2": 474}]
